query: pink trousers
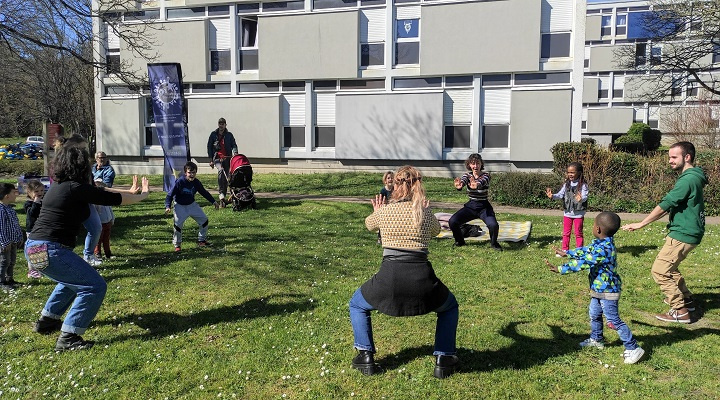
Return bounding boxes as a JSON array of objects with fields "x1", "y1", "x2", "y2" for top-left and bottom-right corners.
[{"x1": 562, "y1": 216, "x2": 584, "y2": 251}]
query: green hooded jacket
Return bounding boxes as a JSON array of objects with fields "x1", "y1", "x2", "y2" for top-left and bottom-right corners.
[{"x1": 658, "y1": 167, "x2": 707, "y2": 245}]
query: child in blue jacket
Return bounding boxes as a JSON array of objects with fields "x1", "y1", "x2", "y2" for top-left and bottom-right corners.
[{"x1": 546, "y1": 212, "x2": 645, "y2": 364}]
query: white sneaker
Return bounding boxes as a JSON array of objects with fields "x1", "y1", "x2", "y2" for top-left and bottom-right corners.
[
  {"x1": 579, "y1": 338, "x2": 605, "y2": 349},
  {"x1": 623, "y1": 347, "x2": 645, "y2": 364},
  {"x1": 219, "y1": 193, "x2": 226, "y2": 200},
  {"x1": 84, "y1": 255, "x2": 102, "y2": 267}
]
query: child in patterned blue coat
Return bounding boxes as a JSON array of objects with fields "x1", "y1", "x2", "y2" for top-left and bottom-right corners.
[{"x1": 545, "y1": 212, "x2": 645, "y2": 364}]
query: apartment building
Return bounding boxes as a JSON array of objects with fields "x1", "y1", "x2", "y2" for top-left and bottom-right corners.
[
  {"x1": 583, "y1": 0, "x2": 719, "y2": 145},
  {"x1": 94, "y1": 0, "x2": 586, "y2": 175}
]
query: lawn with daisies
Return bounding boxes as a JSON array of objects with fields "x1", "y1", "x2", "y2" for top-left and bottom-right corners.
[{"x1": 1, "y1": 173, "x2": 719, "y2": 399}]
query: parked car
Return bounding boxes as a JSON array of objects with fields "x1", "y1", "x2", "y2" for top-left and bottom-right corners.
[{"x1": 26, "y1": 136, "x2": 44, "y2": 147}]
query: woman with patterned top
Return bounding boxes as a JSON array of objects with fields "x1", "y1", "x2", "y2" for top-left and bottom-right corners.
[
  {"x1": 449, "y1": 153, "x2": 502, "y2": 250},
  {"x1": 349, "y1": 165, "x2": 459, "y2": 379}
]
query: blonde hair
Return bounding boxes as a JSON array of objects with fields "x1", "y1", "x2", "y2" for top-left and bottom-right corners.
[
  {"x1": 390, "y1": 165, "x2": 426, "y2": 226},
  {"x1": 382, "y1": 170, "x2": 394, "y2": 182}
]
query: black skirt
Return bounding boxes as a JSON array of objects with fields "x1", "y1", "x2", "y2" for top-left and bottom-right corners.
[{"x1": 360, "y1": 254, "x2": 450, "y2": 317}]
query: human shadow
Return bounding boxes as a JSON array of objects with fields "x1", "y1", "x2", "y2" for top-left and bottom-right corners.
[
  {"x1": 529, "y1": 235, "x2": 559, "y2": 248},
  {"x1": 375, "y1": 322, "x2": 582, "y2": 373},
  {"x1": 98, "y1": 294, "x2": 315, "y2": 343},
  {"x1": 618, "y1": 245, "x2": 658, "y2": 257},
  {"x1": 629, "y1": 320, "x2": 720, "y2": 352}
]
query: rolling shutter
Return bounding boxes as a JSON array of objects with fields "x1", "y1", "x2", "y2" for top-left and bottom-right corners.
[
  {"x1": 541, "y1": 0, "x2": 573, "y2": 33},
  {"x1": 361, "y1": 9, "x2": 385, "y2": 42},
  {"x1": 444, "y1": 90, "x2": 473, "y2": 124},
  {"x1": 482, "y1": 89, "x2": 511, "y2": 124},
  {"x1": 105, "y1": 24, "x2": 120, "y2": 50},
  {"x1": 209, "y1": 18, "x2": 231, "y2": 50},
  {"x1": 396, "y1": 5, "x2": 420, "y2": 19},
  {"x1": 283, "y1": 94, "x2": 306, "y2": 126},
  {"x1": 315, "y1": 93, "x2": 336, "y2": 126}
]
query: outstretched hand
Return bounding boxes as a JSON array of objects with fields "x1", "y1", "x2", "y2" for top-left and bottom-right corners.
[
  {"x1": 545, "y1": 187, "x2": 553, "y2": 199},
  {"x1": 371, "y1": 194, "x2": 386, "y2": 211},
  {"x1": 545, "y1": 259, "x2": 559, "y2": 273},
  {"x1": 621, "y1": 223, "x2": 642, "y2": 232},
  {"x1": 468, "y1": 176, "x2": 478, "y2": 190},
  {"x1": 453, "y1": 177, "x2": 463, "y2": 190}
]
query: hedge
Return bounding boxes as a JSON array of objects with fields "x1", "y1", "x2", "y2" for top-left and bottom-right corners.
[{"x1": 0, "y1": 160, "x2": 43, "y2": 176}]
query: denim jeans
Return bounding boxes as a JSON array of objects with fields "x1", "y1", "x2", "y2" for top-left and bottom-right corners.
[
  {"x1": 588, "y1": 297, "x2": 637, "y2": 350},
  {"x1": 25, "y1": 239, "x2": 107, "y2": 335},
  {"x1": 83, "y1": 205, "x2": 102, "y2": 258},
  {"x1": 349, "y1": 288, "x2": 458, "y2": 355}
]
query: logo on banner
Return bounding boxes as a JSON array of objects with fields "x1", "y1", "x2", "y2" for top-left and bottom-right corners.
[
  {"x1": 404, "y1": 20, "x2": 412, "y2": 34},
  {"x1": 153, "y1": 77, "x2": 180, "y2": 111}
]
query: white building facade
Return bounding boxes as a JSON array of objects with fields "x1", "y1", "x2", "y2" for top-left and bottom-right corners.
[{"x1": 94, "y1": 0, "x2": 588, "y2": 176}]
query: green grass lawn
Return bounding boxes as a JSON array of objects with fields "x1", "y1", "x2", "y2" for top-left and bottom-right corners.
[{"x1": 1, "y1": 182, "x2": 719, "y2": 399}]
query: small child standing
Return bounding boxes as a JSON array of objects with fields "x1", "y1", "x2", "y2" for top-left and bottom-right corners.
[
  {"x1": 449, "y1": 153, "x2": 501, "y2": 250},
  {"x1": 545, "y1": 212, "x2": 645, "y2": 365},
  {"x1": 23, "y1": 180, "x2": 45, "y2": 279},
  {"x1": 93, "y1": 179, "x2": 115, "y2": 261},
  {"x1": 377, "y1": 171, "x2": 394, "y2": 244},
  {"x1": 165, "y1": 161, "x2": 220, "y2": 252},
  {"x1": 0, "y1": 183, "x2": 24, "y2": 290},
  {"x1": 546, "y1": 162, "x2": 589, "y2": 252}
]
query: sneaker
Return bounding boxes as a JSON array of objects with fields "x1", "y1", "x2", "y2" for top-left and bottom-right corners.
[
  {"x1": 174, "y1": 246, "x2": 182, "y2": 253},
  {"x1": 197, "y1": 240, "x2": 212, "y2": 247},
  {"x1": 655, "y1": 307, "x2": 691, "y2": 323},
  {"x1": 663, "y1": 297, "x2": 696, "y2": 312},
  {"x1": 352, "y1": 350, "x2": 381, "y2": 376},
  {"x1": 433, "y1": 354, "x2": 459, "y2": 379},
  {"x1": 623, "y1": 347, "x2": 645, "y2": 364},
  {"x1": 84, "y1": 255, "x2": 102, "y2": 267},
  {"x1": 0, "y1": 283, "x2": 14, "y2": 291},
  {"x1": 34, "y1": 316, "x2": 63, "y2": 335},
  {"x1": 579, "y1": 338, "x2": 605, "y2": 349},
  {"x1": 55, "y1": 332, "x2": 94, "y2": 351}
]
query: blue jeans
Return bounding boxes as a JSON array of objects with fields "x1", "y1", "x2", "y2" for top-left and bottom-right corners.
[
  {"x1": 349, "y1": 288, "x2": 458, "y2": 355},
  {"x1": 24, "y1": 239, "x2": 107, "y2": 335},
  {"x1": 589, "y1": 297, "x2": 638, "y2": 350},
  {"x1": 83, "y1": 205, "x2": 102, "y2": 258}
]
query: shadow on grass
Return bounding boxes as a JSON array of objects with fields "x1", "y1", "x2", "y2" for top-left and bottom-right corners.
[
  {"x1": 528, "y1": 235, "x2": 559, "y2": 248},
  {"x1": 99, "y1": 295, "x2": 316, "y2": 342},
  {"x1": 375, "y1": 321, "x2": 582, "y2": 373},
  {"x1": 630, "y1": 320, "x2": 720, "y2": 354},
  {"x1": 618, "y1": 245, "x2": 658, "y2": 257}
]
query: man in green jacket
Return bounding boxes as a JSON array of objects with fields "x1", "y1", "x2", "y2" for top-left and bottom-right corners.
[{"x1": 622, "y1": 142, "x2": 707, "y2": 324}]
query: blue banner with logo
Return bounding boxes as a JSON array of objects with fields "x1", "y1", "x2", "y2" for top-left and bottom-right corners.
[{"x1": 147, "y1": 63, "x2": 191, "y2": 191}]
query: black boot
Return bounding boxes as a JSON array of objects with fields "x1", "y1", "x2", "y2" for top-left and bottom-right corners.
[
  {"x1": 352, "y1": 350, "x2": 381, "y2": 376},
  {"x1": 55, "y1": 332, "x2": 94, "y2": 351},
  {"x1": 433, "y1": 355, "x2": 459, "y2": 379},
  {"x1": 34, "y1": 316, "x2": 63, "y2": 335}
]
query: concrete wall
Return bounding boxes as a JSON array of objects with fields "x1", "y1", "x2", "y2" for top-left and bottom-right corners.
[
  {"x1": 586, "y1": 107, "x2": 634, "y2": 133},
  {"x1": 120, "y1": 20, "x2": 208, "y2": 81},
  {"x1": 258, "y1": 12, "x2": 359, "y2": 80},
  {"x1": 583, "y1": 77, "x2": 599, "y2": 103},
  {"x1": 585, "y1": 15, "x2": 602, "y2": 41},
  {"x1": 421, "y1": 0, "x2": 541, "y2": 75},
  {"x1": 588, "y1": 45, "x2": 629, "y2": 72},
  {"x1": 98, "y1": 98, "x2": 144, "y2": 156},
  {"x1": 509, "y1": 89, "x2": 572, "y2": 162},
  {"x1": 335, "y1": 92, "x2": 443, "y2": 160},
  {"x1": 186, "y1": 97, "x2": 282, "y2": 159}
]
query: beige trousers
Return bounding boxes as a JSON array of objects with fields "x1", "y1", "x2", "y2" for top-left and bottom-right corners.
[{"x1": 651, "y1": 236, "x2": 696, "y2": 309}]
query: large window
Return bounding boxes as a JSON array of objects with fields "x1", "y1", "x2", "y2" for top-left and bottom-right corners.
[
  {"x1": 616, "y1": 13, "x2": 627, "y2": 36},
  {"x1": 395, "y1": 6, "x2": 420, "y2": 65},
  {"x1": 209, "y1": 18, "x2": 231, "y2": 72},
  {"x1": 601, "y1": 14, "x2": 612, "y2": 36},
  {"x1": 541, "y1": 33, "x2": 571, "y2": 58},
  {"x1": 360, "y1": 8, "x2": 385, "y2": 68},
  {"x1": 238, "y1": 15, "x2": 259, "y2": 70}
]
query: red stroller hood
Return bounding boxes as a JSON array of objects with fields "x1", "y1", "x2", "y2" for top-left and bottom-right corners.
[{"x1": 230, "y1": 154, "x2": 251, "y2": 172}]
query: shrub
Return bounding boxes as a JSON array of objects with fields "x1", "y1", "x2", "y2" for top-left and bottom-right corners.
[
  {"x1": 644, "y1": 129, "x2": 662, "y2": 151},
  {"x1": 0, "y1": 160, "x2": 43, "y2": 176},
  {"x1": 491, "y1": 172, "x2": 558, "y2": 209}
]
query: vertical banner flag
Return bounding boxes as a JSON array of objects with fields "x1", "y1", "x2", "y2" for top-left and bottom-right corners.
[{"x1": 147, "y1": 63, "x2": 191, "y2": 191}]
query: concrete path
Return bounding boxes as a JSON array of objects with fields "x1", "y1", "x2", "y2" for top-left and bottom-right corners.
[{"x1": 252, "y1": 192, "x2": 720, "y2": 225}]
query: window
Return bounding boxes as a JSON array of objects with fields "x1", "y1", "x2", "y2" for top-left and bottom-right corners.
[
  {"x1": 314, "y1": 0, "x2": 356, "y2": 10},
  {"x1": 106, "y1": 54, "x2": 120, "y2": 74},
  {"x1": 209, "y1": 18, "x2": 231, "y2": 72},
  {"x1": 482, "y1": 74, "x2": 511, "y2": 86},
  {"x1": 687, "y1": 81, "x2": 699, "y2": 97},
  {"x1": 144, "y1": 98, "x2": 160, "y2": 146},
  {"x1": 208, "y1": 5, "x2": 230, "y2": 16},
  {"x1": 445, "y1": 76, "x2": 473, "y2": 87},
  {"x1": 650, "y1": 45, "x2": 662, "y2": 65},
  {"x1": 581, "y1": 120, "x2": 587, "y2": 129},
  {"x1": 192, "y1": 83, "x2": 231, "y2": 93},
  {"x1": 360, "y1": 8, "x2": 385, "y2": 68},
  {"x1": 239, "y1": 16, "x2": 259, "y2": 70},
  {"x1": 514, "y1": 72, "x2": 570, "y2": 85},
  {"x1": 239, "y1": 82, "x2": 280, "y2": 93},
  {"x1": 598, "y1": 76, "x2": 610, "y2": 99},
  {"x1": 315, "y1": 127, "x2": 335, "y2": 147},
  {"x1": 283, "y1": 127, "x2": 305, "y2": 147},
  {"x1": 264, "y1": 1, "x2": 304, "y2": 12},
  {"x1": 167, "y1": 7, "x2": 205, "y2": 19},
  {"x1": 395, "y1": 7, "x2": 420, "y2": 66},
  {"x1": 444, "y1": 126, "x2": 470, "y2": 148},
  {"x1": 714, "y1": 44, "x2": 720, "y2": 64},
  {"x1": 104, "y1": 23, "x2": 120, "y2": 75},
  {"x1": 541, "y1": 33, "x2": 571, "y2": 58},
  {"x1": 238, "y1": 3, "x2": 260, "y2": 13},
  {"x1": 648, "y1": 119, "x2": 659, "y2": 129},
  {"x1": 393, "y1": 77, "x2": 441, "y2": 89},
  {"x1": 314, "y1": 90, "x2": 335, "y2": 148},
  {"x1": 601, "y1": 15, "x2": 612, "y2": 36},
  {"x1": 616, "y1": 13, "x2": 627, "y2": 36},
  {"x1": 339, "y1": 79, "x2": 385, "y2": 90},
  {"x1": 313, "y1": 80, "x2": 337, "y2": 90},
  {"x1": 282, "y1": 81, "x2": 306, "y2": 91},
  {"x1": 635, "y1": 43, "x2": 647, "y2": 66},
  {"x1": 482, "y1": 126, "x2": 509, "y2": 148},
  {"x1": 612, "y1": 75, "x2": 624, "y2": 99},
  {"x1": 124, "y1": 10, "x2": 160, "y2": 21}
]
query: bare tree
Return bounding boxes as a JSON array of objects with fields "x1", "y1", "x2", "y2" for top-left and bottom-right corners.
[
  {"x1": 660, "y1": 93, "x2": 720, "y2": 148},
  {"x1": 615, "y1": 0, "x2": 720, "y2": 100}
]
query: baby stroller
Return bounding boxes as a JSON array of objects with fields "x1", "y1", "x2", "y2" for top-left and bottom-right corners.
[{"x1": 227, "y1": 154, "x2": 257, "y2": 211}]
